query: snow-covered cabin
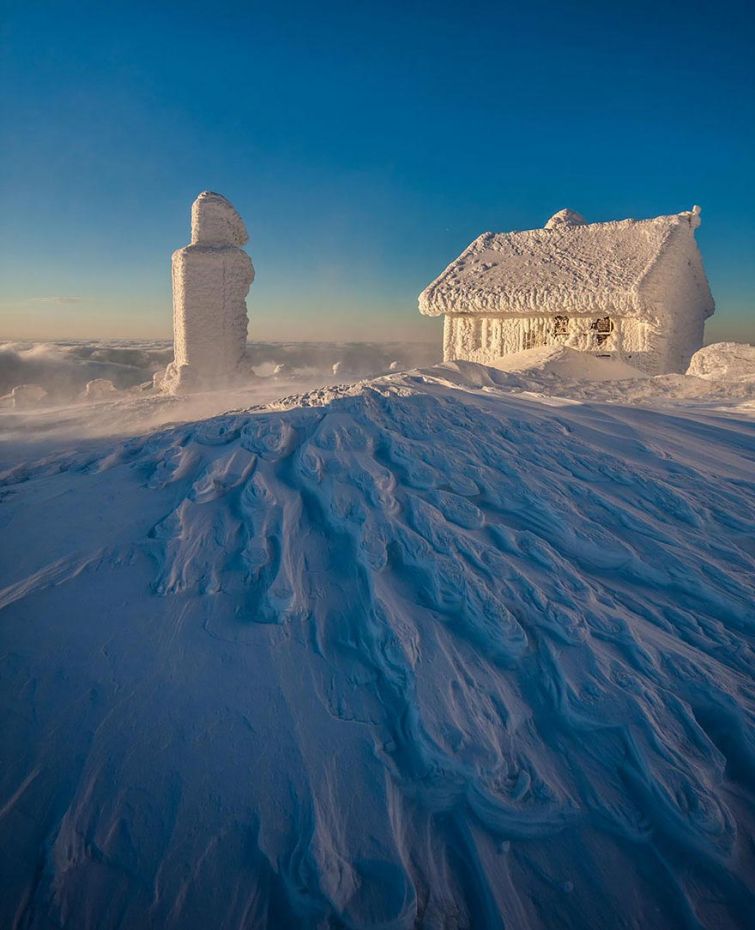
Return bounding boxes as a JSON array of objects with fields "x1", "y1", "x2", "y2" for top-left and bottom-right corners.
[{"x1": 419, "y1": 207, "x2": 714, "y2": 374}]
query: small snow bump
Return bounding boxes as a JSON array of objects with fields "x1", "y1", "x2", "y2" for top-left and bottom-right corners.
[{"x1": 545, "y1": 209, "x2": 587, "y2": 229}]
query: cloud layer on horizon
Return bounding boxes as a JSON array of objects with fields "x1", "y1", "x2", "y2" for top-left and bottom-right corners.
[{"x1": 0, "y1": 339, "x2": 440, "y2": 403}]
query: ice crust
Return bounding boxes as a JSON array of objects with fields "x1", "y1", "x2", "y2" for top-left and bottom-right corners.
[
  {"x1": 1, "y1": 363, "x2": 753, "y2": 929},
  {"x1": 160, "y1": 193, "x2": 255, "y2": 394}
]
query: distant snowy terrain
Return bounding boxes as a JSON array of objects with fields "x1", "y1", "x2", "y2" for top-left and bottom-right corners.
[
  {"x1": 0, "y1": 339, "x2": 440, "y2": 404},
  {"x1": 1, "y1": 350, "x2": 754, "y2": 929},
  {"x1": 0, "y1": 340, "x2": 440, "y2": 466}
]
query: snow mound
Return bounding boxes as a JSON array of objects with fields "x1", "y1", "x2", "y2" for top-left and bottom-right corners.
[
  {"x1": 687, "y1": 342, "x2": 755, "y2": 382},
  {"x1": 481, "y1": 345, "x2": 649, "y2": 380},
  {"x1": 413, "y1": 357, "x2": 753, "y2": 410},
  {"x1": 84, "y1": 378, "x2": 119, "y2": 400},
  {"x1": 544, "y1": 208, "x2": 587, "y2": 228},
  {"x1": 1, "y1": 371, "x2": 754, "y2": 929}
]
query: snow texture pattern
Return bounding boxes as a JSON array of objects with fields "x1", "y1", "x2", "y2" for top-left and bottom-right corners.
[{"x1": 0, "y1": 365, "x2": 753, "y2": 929}]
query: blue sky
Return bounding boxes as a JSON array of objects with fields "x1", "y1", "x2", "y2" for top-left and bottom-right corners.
[{"x1": 1, "y1": 0, "x2": 753, "y2": 342}]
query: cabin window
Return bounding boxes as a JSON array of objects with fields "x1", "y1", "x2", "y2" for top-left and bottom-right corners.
[
  {"x1": 591, "y1": 316, "x2": 614, "y2": 346},
  {"x1": 554, "y1": 315, "x2": 569, "y2": 336}
]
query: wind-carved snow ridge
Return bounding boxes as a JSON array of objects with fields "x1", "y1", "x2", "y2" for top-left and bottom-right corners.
[{"x1": 0, "y1": 368, "x2": 754, "y2": 929}]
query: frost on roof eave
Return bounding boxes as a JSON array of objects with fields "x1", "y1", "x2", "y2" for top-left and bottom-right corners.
[
  {"x1": 418, "y1": 234, "x2": 492, "y2": 317},
  {"x1": 417, "y1": 289, "x2": 447, "y2": 317},
  {"x1": 418, "y1": 288, "x2": 656, "y2": 318}
]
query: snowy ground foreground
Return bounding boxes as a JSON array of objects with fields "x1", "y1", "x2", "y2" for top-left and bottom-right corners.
[
  {"x1": 0, "y1": 340, "x2": 440, "y2": 467},
  {"x1": 1, "y1": 345, "x2": 753, "y2": 470},
  {"x1": 1, "y1": 358, "x2": 754, "y2": 929},
  {"x1": 0, "y1": 374, "x2": 338, "y2": 468}
]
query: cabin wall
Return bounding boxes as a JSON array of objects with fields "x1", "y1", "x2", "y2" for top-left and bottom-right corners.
[
  {"x1": 637, "y1": 224, "x2": 714, "y2": 373},
  {"x1": 443, "y1": 314, "x2": 668, "y2": 374},
  {"x1": 620, "y1": 319, "x2": 666, "y2": 375},
  {"x1": 666, "y1": 314, "x2": 706, "y2": 374}
]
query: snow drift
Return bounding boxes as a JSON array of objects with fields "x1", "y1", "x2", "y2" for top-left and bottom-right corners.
[
  {"x1": 478, "y1": 344, "x2": 649, "y2": 381},
  {"x1": 0, "y1": 365, "x2": 753, "y2": 929},
  {"x1": 687, "y1": 342, "x2": 755, "y2": 382}
]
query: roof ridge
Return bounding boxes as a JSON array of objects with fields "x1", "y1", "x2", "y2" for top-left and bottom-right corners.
[{"x1": 485, "y1": 211, "x2": 687, "y2": 240}]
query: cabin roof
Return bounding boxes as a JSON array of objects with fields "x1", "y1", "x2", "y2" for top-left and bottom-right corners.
[{"x1": 419, "y1": 208, "x2": 705, "y2": 319}]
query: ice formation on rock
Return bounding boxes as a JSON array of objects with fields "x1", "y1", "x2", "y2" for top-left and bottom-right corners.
[
  {"x1": 420, "y1": 206, "x2": 714, "y2": 374},
  {"x1": 84, "y1": 378, "x2": 118, "y2": 400},
  {"x1": 11, "y1": 384, "x2": 47, "y2": 408},
  {"x1": 160, "y1": 192, "x2": 254, "y2": 394}
]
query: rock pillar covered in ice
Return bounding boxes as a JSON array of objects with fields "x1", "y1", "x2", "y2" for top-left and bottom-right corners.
[{"x1": 161, "y1": 192, "x2": 254, "y2": 393}]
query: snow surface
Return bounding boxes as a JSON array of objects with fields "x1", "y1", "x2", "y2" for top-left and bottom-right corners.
[
  {"x1": 0, "y1": 341, "x2": 441, "y2": 470},
  {"x1": 544, "y1": 208, "x2": 587, "y2": 229},
  {"x1": 0, "y1": 339, "x2": 440, "y2": 407},
  {"x1": 0, "y1": 340, "x2": 174, "y2": 400},
  {"x1": 1, "y1": 358, "x2": 754, "y2": 929},
  {"x1": 479, "y1": 345, "x2": 649, "y2": 381}
]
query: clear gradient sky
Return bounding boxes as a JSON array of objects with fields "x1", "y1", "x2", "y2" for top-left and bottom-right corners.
[{"x1": 1, "y1": 0, "x2": 753, "y2": 343}]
